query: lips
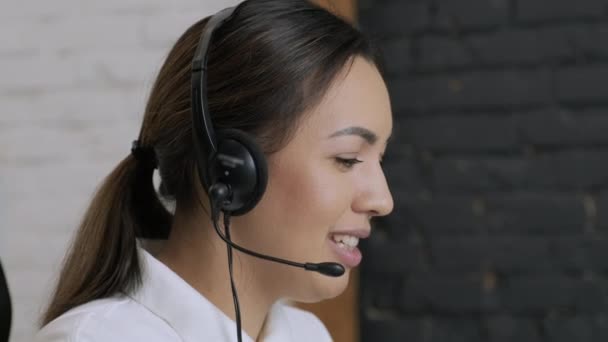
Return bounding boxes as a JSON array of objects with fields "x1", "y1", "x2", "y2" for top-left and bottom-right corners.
[
  {"x1": 328, "y1": 229, "x2": 371, "y2": 239},
  {"x1": 327, "y1": 228, "x2": 370, "y2": 268}
]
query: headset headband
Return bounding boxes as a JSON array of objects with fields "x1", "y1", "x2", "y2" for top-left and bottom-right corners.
[{"x1": 191, "y1": 6, "x2": 238, "y2": 155}]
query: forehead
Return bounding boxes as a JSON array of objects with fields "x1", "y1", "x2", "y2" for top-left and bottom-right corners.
[{"x1": 300, "y1": 57, "x2": 393, "y2": 140}]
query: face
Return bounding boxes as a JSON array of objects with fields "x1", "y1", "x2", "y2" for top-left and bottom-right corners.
[{"x1": 231, "y1": 56, "x2": 394, "y2": 302}]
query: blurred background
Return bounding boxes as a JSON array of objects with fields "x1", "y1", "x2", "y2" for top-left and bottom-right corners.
[{"x1": 4, "y1": 0, "x2": 608, "y2": 341}]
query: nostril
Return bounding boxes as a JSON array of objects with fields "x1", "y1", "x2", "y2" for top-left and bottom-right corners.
[{"x1": 368, "y1": 210, "x2": 379, "y2": 218}]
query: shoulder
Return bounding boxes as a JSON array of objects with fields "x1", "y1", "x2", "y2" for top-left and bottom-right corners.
[
  {"x1": 272, "y1": 302, "x2": 333, "y2": 341},
  {"x1": 34, "y1": 296, "x2": 179, "y2": 342}
]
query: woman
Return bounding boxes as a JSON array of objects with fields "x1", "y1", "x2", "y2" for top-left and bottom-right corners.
[{"x1": 36, "y1": 0, "x2": 393, "y2": 341}]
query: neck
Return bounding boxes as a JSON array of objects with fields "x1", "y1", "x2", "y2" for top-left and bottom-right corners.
[{"x1": 156, "y1": 211, "x2": 277, "y2": 341}]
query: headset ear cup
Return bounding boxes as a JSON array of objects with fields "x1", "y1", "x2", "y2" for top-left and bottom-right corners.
[{"x1": 213, "y1": 128, "x2": 268, "y2": 215}]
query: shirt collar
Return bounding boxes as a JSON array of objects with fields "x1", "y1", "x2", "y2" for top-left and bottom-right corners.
[{"x1": 127, "y1": 247, "x2": 256, "y2": 342}]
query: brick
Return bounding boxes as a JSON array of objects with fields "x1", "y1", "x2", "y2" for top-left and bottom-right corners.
[
  {"x1": 431, "y1": 236, "x2": 553, "y2": 272},
  {"x1": 432, "y1": 157, "x2": 529, "y2": 191},
  {"x1": 392, "y1": 70, "x2": 552, "y2": 112},
  {"x1": 430, "y1": 318, "x2": 483, "y2": 342},
  {"x1": 0, "y1": 56, "x2": 78, "y2": 92},
  {"x1": 519, "y1": 109, "x2": 608, "y2": 146},
  {"x1": 25, "y1": 15, "x2": 142, "y2": 53},
  {"x1": 556, "y1": 65, "x2": 608, "y2": 103},
  {"x1": 434, "y1": 0, "x2": 509, "y2": 30},
  {"x1": 383, "y1": 155, "x2": 426, "y2": 193},
  {"x1": 0, "y1": 52, "x2": 160, "y2": 95},
  {"x1": 400, "y1": 195, "x2": 481, "y2": 234},
  {"x1": 361, "y1": 318, "x2": 426, "y2": 342},
  {"x1": 416, "y1": 27, "x2": 576, "y2": 70},
  {"x1": 0, "y1": 88, "x2": 145, "y2": 123},
  {"x1": 417, "y1": 36, "x2": 473, "y2": 68},
  {"x1": 0, "y1": 0, "x2": 205, "y2": 20},
  {"x1": 592, "y1": 193, "x2": 608, "y2": 231},
  {"x1": 590, "y1": 239, "x2": 608, "y2": 270},
  {"x1": 511, "y1": 23, "x2": 608, "y2": 61},
  {"x1": 434, "y1": 150, "x2": 608, "y2": 191},
  {"x1": 376, "y1": 163, "x2": 427, "y2": 236},
  {"x1": 551, "y1": 235, "x2": 599, "y2": 271},
  {"x1": 528, "y1": 150, "x2": 608, "y2": 189},
  {"x1": 362, "y1": 235, "x2": 426, "y2": 274},
  {"x1": 502, "y1": 276, "x2": 605, "y2": 313},
  {"x1": 105, "y1": 0, "x2": 218, "y2": 14},
  {"x1": 417, "y1": 27, "x2": 574, "y2": 69},
  {"x1": 359, "y1": 272, "x2": 402, "y2": 311},
  {"x1": 400, "y1": 273, "x2": 499, "y2": 313},
  {"x1": 544, "y1": 315, "x2": 608, "y2": 342},
  {"x1": 141, "y1": 12, "x2": 206, "y2": 48},
  {"x1": 486, "y1": 237, "x2": 553, "y2": 272},
  {"x1": 486, "y1": 316, "x2": 541, "y2": 342},
  {"x1": 483, "y1": 193, "x2": 586, "y2": 234},
  {"x1": 0, "y1": 120, "x2": 138, "y2": 167},
  {"x1": 468, "y1": 27, "x2": 573, "y2": 64},
  {"x1": 376, "y1": 38, "x2": 412, "y2": 75},
  {"x1": 571, "y1": 24, "x2": 608, "y2": 59},
  {"x1": 359, "y1": 2, "x2": 430, "y2": 36},
  {"x1": 430, "y1": 237, "x2": 486, "y2": 271},
  {"x1": 372, "y1": 215, "x2": 415, "y2": 240},
  {"x1": 517, "y1": 0, "x2": 606, "y2": 22},
  {"x1": 404, "y1": 116, "x2": 518, "y2": 152}
]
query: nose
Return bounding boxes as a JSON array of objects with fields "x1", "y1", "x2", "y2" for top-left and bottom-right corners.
[{"x1": 352, "y1": 163, "x2": 394, "y2": 218}]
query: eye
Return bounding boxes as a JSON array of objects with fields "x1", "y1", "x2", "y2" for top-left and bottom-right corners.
[{"x1": 335, "y1": 157, "x2": 363, "y2": 170}]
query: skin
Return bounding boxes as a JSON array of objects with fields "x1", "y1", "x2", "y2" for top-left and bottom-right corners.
[{"x1": 157, "y1": 56, "x2": 394, "y2": 341}]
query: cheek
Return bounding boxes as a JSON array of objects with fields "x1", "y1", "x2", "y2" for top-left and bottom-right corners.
[{"x1": 266, "y1": 161, "x2": 352, "y2": 232}]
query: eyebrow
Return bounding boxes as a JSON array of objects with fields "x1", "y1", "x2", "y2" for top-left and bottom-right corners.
[{"x1": 328, "y1": 126, "x2": 379, "y2": 145}]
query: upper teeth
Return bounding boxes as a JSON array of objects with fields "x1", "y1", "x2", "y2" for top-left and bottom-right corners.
[{"x1": 332, "y1": 234, "x2": 359, "y2": 248}]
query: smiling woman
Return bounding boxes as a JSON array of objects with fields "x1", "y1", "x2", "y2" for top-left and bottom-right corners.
[{"x1": 35, "y1": 1, "x2": 393, "y2": 341}]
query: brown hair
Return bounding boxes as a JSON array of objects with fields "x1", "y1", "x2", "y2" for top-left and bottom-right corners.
[{"x1": 42, "y1": 0, "x2": 381, "y2": 325}]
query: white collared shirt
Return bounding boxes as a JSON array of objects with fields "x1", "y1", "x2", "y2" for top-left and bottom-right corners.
[{"x1": 35, "y1": 248, "x2": 333, "y2": 341}]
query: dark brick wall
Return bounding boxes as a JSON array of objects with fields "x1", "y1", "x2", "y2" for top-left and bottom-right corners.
[{"x1": 358, "y1": 0, "x2": 608, "y2": 341}]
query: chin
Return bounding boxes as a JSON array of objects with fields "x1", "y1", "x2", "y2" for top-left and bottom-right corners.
[{"x1": 293, "y1": 267, "x2": 352, "y2": 303}]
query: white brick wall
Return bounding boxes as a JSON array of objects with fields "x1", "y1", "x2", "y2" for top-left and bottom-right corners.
[{"x1": 0, "y1": 1, "x2": 239, "y2": 341}]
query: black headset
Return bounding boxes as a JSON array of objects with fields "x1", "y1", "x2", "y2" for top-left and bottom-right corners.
[
  {"x1": 190, "y1": 2, "x2": 343, "y2": 277},
  {"x1": 191, "y1": 5, "x2": 268, "y2": 216}
]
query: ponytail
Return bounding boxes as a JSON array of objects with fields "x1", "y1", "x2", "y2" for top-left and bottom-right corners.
[{"x1": 41, "y1": 151, "x2": 171, "y2": 325}]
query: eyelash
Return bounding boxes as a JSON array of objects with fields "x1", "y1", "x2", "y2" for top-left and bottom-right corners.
[{"x1": 335, "y1": 157, "x2": 363, "y2": 169}]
